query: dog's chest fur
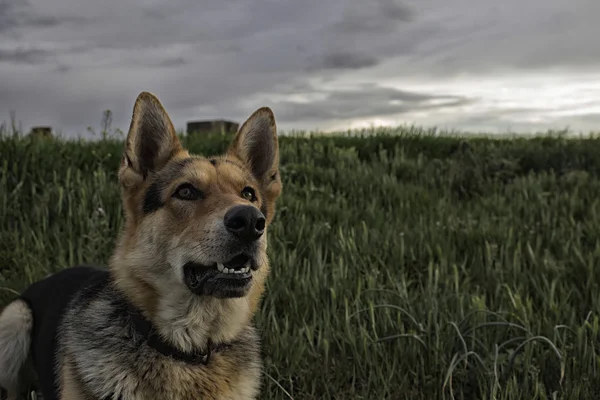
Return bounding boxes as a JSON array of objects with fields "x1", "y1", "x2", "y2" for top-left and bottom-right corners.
[
  {"x1": 60, "y1": 345, "x2": 261, "y2": 400},
  {"x1": 55, "y1": 272, "x2": 262, "y2": 400}
]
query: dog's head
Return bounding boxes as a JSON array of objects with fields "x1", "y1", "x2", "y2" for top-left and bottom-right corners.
[{"x1": 113, "y1": 92, "x2": 281, "y2": 304}]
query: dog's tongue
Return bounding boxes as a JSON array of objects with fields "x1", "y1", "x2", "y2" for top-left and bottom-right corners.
[{"x1": 224, "y1": 254, "x2": 249, "y2": 269}]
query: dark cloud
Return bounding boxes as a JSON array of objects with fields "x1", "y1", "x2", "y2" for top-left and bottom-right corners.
[
  {"x1": 0, "y1": 0, "x2": 21, "y2": 32},
  {"x1": 0, "y1": 0, "x2": 89, "y2": 34},
  {"x1": 369, "y1": 0, "x2": 600, "y2": 78},
  {"x1": 0, "y1": 47, "x2": 51, "y2": 64},
  {"x1": 141, "y1": 5, "x2": 179, "y2": 20},
  {"x1": 156, "y1": 57, "x2": 187, "y2": 68},
  {"x1": 0, "y1": 0, "x2": 599, "y2": 136},
  {"x1": 265, "y1": 84, "x2": 472, "y2": 124},
  {"x1": 332, "y1": 0, "x2": 412, "y2": 34},
  {"x1": 307, "y1": 52, "x2": 380, "y2": 71},
  {"x1": 55, "y1": 64, "x2": 70, "y2": 73}
]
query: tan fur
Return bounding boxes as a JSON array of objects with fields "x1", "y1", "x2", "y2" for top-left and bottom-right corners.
[
  {"x1": 59, "y1": 357, "x2": 87, "y2": 400},
  {"x1": 99, "y1": 92, "x2": 281, "y2": 398},
  {"x1": 60, "y1": 350, "x2": 260, "y2": 400}
]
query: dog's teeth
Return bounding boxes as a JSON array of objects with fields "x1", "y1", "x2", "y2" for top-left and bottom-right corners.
[
  {"x1": 245, "y1": 260, "x2": 252, "y2": 269},
  {"x1": 218, "y1": 263, "x2": 252, "y2": 274}
]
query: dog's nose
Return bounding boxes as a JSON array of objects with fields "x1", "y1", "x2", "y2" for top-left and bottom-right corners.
[{"x1": 224, "y1": 205, "x2": 266, "y2": 242}]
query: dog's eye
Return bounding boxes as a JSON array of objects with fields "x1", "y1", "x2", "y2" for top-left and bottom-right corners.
[
  {"x1": 173, "y1": 184, "x2": 202, "y2": 201},
  {"x1": 241, "y1": 187, "x2": 256, "y2": 202}
]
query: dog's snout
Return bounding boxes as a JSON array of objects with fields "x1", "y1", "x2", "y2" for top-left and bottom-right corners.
[{"x1": 224, "y1": 205, "x2": 266, "y2": 242}]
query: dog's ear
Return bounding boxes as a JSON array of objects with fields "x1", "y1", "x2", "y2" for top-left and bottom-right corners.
[
  {"x1": 119, "y1": 92, "x2": 183, "y2": 188},
  {"x1": 227, "y1": 107, "x2": 279, "y2": 184}
]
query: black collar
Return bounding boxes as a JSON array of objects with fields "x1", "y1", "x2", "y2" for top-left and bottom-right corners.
[{"x1": 126, "y1": 302, "x2": 229, "y2": 365}]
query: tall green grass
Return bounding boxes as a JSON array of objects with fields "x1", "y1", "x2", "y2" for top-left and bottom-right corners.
[{"x1": 1, "y1": 126, "x2": 600, "y2": 399}]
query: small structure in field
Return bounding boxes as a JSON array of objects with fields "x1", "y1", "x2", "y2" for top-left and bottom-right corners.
[
  {"x1": 187, "y1": 120, "x2": 239, "y2": 135},
  {"x1": 29, "y1": 126, "x2": 54, "y2": 139}
]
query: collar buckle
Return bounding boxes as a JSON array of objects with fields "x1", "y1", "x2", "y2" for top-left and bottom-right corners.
[{"x1": 193, "y1": 347, "x2": 211, "y2": 365}]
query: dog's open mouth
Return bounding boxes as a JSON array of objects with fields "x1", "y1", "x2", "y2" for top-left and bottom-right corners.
[
  {"x1": 216, "y1": 253, "x2": 252, "y2": 275},
  {"x1": 183, "y1": 254, "x2": 255, "y2": 298}
]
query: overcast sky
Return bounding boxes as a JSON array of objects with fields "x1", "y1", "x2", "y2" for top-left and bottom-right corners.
[{"x1": 1, "y1": 0, "x2": 600, "y2": 137}]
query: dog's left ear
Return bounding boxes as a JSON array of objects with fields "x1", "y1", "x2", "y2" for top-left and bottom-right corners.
[{"x1": 227, "y1": 107, "x2": 279, "y2": 184}]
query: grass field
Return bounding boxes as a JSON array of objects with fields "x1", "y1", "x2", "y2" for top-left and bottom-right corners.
[{"x1": 2, "y1": 125, "x2": 600, "y2": 399}]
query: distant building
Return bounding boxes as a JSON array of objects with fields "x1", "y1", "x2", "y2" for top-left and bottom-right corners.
[
  {"x1": 187, "y1": 120, "x2": 239, "y2": 135},
  {"x1": 29, "y1": 126, "x2": 54, "y2": 139}
]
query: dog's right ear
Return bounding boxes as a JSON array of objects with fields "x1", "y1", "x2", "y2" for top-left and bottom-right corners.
[{"x1": 119, "y1": 92, "x2": 183, "y2": 189}]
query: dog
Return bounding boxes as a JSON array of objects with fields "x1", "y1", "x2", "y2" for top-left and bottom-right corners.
[{"x1": 0, "y1": 91, "x2": 282, "y2": 400}]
